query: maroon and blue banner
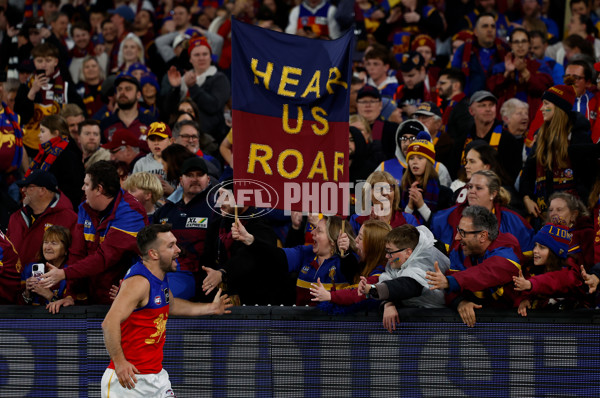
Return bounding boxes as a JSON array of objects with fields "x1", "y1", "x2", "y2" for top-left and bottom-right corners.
[{"x1": 231, "y1": 19, "x2": 354, "y2": 215}]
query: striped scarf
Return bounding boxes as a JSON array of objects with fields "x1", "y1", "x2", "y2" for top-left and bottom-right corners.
[{"x1": 26, "y1": 136, "x2": 68, "y2": 177}]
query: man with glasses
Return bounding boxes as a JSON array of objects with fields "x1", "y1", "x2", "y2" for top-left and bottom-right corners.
[
  {"x1": 564, "y1": 60, "x2": 594, "y2": 120},
  {"x1": 8, "y1": 170, "x2": 77, "y2": 266},
  {"x1": 426, "y1": 205, "x2": 523, "y2": 327},
  {"x1": 357, "y1": 224, "x2": 450, "y2": 333},
  {"x1": 355, "y1": 85, "x2": 399, "y2": 160},
  {"x1": 172, "y1": 120, "x2": 221, "y2": 178},
  {"x1": 154, "y1": 157, "x2": 216, "y2": 301},
  {"x1": 376, "y1": 119, "x2": 451, "y2": 186}
]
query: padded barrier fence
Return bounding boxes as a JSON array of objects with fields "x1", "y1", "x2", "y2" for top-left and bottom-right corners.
[{"x1": 1, "y1": 306, "x2": 600, "y2": 397}]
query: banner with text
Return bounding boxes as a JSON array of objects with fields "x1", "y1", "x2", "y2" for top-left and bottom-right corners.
[{"x1": 231, "y1": 19, "x2": 354, "y2": 215}]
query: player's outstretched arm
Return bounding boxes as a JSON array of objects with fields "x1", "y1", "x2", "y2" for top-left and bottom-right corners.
[
  {"x1": 102, "y1": 276, "x2": 149, "y2": 389},
  {"x1": 169, "y1": 288, "x2": 233, "y2": 316}
]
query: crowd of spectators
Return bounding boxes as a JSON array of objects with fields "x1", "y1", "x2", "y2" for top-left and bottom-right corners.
[{"x1": 1, "y1": 0, "x2": 600, "y2": 330}]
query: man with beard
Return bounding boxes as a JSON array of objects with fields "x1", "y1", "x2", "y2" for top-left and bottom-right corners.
[
  {"x1": 154, "y1": 157, "x2": 217, "y2": 301},
  {"x1": 426, "y1": 206, "x2": 523, "y2": 327},
  {"x1": 80, "y1": 119, "x2": 110, "y2": 168},
  {"x1": 101, "y1": 223, "x2": 231, "y2": 396},
  {"x1": 100, "y1": 73, "x2": 156, "y2": 149}
]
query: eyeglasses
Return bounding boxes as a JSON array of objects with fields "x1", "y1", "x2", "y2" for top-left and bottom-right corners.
[
  {"x1": 563, "y1": 74, "x2": 585, "y2": 81},
  {"x1": 399, "y1": 136, "x2": 417, "y2": 142},
  {"x1": 356, "y1": 99, "x2": 380, "y2": 105},
  {"x1": 385, "y1": 248, "x2": 408, "y2": 257},
  {"x1": 179, "y1": 134, "x2": 199, "y2": 140},
  {"x1": 456, "y1": 227, "x2": 483, "y2": 238},
  {"x1": 110, "y1": 146, "x2": 125, "y2": 154}
]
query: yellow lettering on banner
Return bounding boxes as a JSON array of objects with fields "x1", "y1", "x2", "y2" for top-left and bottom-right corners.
[
  {"x1": 307, "y1": 151, "x2": 328, "y2": 180},
  {"x1": 282, "y1": 104, "x2": 303, "y2": 134},
  {"x1": 278, "y1": 66, "x2": 302, "y2": 97},
  {"x1": 251, "y1": 59, "x2": 274, "y2": 89},
  {"x1": 311, "y1": 107, "x2": 329, "y2": 135},
  {"x1": 248, "y1": 143, "x2": 274, "y2": 175},
  {"x1": 326, "y1": 67, "x2": 348, "y2": 94},
  {"x1": 333, "y1": 152, "x2": 344, "y2": 181},
  {"x1": 278, "y1": 149, "x2": 303, "y2": 179},
  {"x1": 301, "y1": 71, "x2": 321, "y2": 98}
]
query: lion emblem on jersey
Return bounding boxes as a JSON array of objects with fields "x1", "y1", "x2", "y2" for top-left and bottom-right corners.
[{"x1": 145, "y1": 313, "x2": 168, "y2": 344}]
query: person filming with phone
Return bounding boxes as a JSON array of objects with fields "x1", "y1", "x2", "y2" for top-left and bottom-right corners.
[{"x1": 19, "y1": 225, "x2": 72, "y2": 306}]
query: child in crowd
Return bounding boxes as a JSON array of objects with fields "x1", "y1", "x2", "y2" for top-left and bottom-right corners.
[
  {"x1": 358, "y1": 224, "x2": 450, "y2": 332},
  {"x1": 132, "y1": 121, "x2": 173, "y2": 180},
  {"x1": 513, "y1": 223, "x2": 588, "y2": 316},
  {"x1": 122, "y1": 172, "x2": 164, "y2": 223},
  {"x1": 400, "y1": 131, "x2": 452, "y2": 224}
]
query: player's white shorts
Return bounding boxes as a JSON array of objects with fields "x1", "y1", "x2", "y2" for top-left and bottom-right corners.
[{"x1": 101, "y1": 368, "x2": 176, "y2": 398}]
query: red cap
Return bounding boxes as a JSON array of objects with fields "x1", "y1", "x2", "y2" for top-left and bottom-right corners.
[{"x1": 102, "y1": 129, "x2": 139, "y2": 150}]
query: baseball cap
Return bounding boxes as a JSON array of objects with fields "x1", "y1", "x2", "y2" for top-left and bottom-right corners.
[
  {"x1": 399, "y1": 51, "x2": 425, "y2": 72},
  {"x1": 102, "y1": 129, "x2": 140, "y2": 150},
  {"x1": 413, "y1": 101, "x2": 442, "y2": 118},
  {"x1": 108, "y1": 5, "x2": 135, "y2": 23},
  {"x1": 16, "y1": 170, "x2": 58, "y2": 192},
  {"x1": 469, "y1": 90, "x2": 497, "y2": 105},
  {"x1": 181, "y1": 157, "x2": 208, "y2": 175},
  {"x1": 357, "y1": 85, "x2": 381, "y2": 101},
  {"x1": 114, "y1": 73, "x2": 140, "y2": 91},
  {"x1": 147, "y1": 122, "x2": 172, "y2": 139}
]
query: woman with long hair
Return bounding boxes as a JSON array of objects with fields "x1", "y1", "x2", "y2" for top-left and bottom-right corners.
[
  {"x1": 309, "y1": 220, "x2": 391, "y2": 312},
  {"x1": 349, "y1": 170, "x2": 420, "y2": 235},
  {"x1": 520, "y1": 84, "x2": 595, "y2": 226}
]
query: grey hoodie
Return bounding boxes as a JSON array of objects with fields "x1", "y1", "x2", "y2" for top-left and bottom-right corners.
[{"x1": 378, "y1": 226, "x2": 450, "y2": 308}]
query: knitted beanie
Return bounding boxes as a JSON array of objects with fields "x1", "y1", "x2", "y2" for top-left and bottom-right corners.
[
  {"x1": 406, "y1": 131, "x2": 436, "y2": 164},
  {"x1": 188, "y1": 35, "x2": 212, "y2": 56},
  {"x1": 533, "y1": 223, "x2": 572, "y2": 259},
  {"x1": 541, "y1": 85, "x2": 576, "y2": 114}
]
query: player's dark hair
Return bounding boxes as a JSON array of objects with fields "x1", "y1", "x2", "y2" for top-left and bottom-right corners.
[{"x1": 137, "y1": 224, "x2": 173, "y2": 258}]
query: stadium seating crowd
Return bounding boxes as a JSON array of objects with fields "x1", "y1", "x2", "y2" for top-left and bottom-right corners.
[{"x1": 1, "y1": 0, "x2": 600, "y2": 329}]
